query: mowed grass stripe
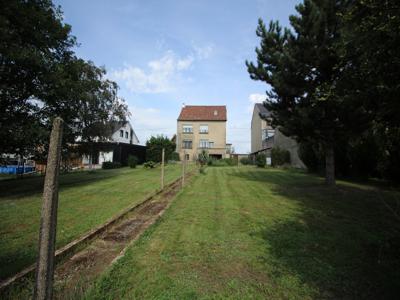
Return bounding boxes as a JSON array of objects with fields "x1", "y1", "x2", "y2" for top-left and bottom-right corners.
[
  {"x1": 86, "y1": 166, "x2": 400, "y2": 300},
  {"x1": 0, "y1": 164, "x2": 184, "y2": 280}
]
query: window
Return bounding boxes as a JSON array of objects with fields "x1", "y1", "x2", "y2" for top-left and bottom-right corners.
[
  {"x1": 199, "y1": 140, "x2": 209, "y2": 148},
  {"x1": 120, "y1": 130, "x2": 123, "y2": 137},
  {"x1": 182, "y1": 125, "x2": 193, "y2": 133},
  {"x1": 209, "y1": 142, "x2": 214, "y2": 148},
  {"x1": 185, "y1": 154, "x2": 190, "y2": 161},
  {"x1": 125, "y1": 131, "x2": 128, "y2": 138},
  {"x1": 199, "y1": 125, "x2": 208, "y2": 133},
  {"x1": 262, "y1": 129, "x2": 275, "y2": 140},
  {"x1": 182, "y1": 140, "x2": 192, "y2": 149}
]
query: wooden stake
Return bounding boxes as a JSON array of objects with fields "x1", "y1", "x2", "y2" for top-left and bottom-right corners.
[
  {"x1": 34, "y1": 117, "x2": 63, "y2": 300},
  {"x1": 182, "y1": 150, "x2": 186, "y2": 188},
  {"x1": 161, "y1": 148, "x2": 165, "y2": 190}
]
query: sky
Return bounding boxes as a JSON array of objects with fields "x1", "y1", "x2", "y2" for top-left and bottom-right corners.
[{"x1": 55, "y1": 0, "x2": 300, "y2": 153}]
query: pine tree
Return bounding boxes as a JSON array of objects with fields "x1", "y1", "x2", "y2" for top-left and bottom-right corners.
[{"x1": 246, "y1": 0, "x2": 369, "y2": 185}]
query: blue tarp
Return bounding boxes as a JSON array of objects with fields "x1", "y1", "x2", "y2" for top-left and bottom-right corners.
[{"x1": 0, "y1": 165, "x2": 35, "y2": 174}]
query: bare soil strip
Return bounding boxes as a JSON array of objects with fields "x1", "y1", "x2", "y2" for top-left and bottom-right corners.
[
  {"x1": 52, "y1": 178, "x2": 183, "y2": 299},
  {"x1": 1, "y1": 175, "x2": 187, "y2": 299}
]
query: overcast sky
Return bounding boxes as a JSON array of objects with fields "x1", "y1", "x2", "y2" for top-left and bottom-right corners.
[{"x1": 55, "y1": 0, "x2": 300, "y2": 153}]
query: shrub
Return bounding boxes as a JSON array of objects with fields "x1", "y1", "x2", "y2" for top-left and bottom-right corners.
[
  {"x1": 102, "y1": 161, "x2": 122, "y2": 169},
  {"x1": 198, "y1": 150, "x2": 209, "y2": 166},
  {"x1": 143, "y1": 161, "x2": 156, "y2": 169},
  {"x1": 208, "y1": 158, "x2": 235, "y2": 167},
  {"x1": 255, "y1": 153, "x2": 266, "y2": 168},
  {"x1": 240, "y1": 157, "x2": 251, "y2": 165},
  {"x1": 170, "y1": 152, "x2": 180, "y2": 161},
  {"x1": 127, "y1": 155, "x2": 138, "y2": 168},
  {"x1": 146, "y1": 135, "x2": 176, "y2": 163},
  {"x1": 222, "y1": 158, "x2": 235, "y2": 166},
  {"x1": 271, "y1": 147, "x2": 291, "y2": 167}
]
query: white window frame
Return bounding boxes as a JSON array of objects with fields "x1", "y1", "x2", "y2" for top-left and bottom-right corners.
[
  {"x1": 182, "y1": 125, "x2": 193, "y2": 133},
  {"x1": 199, "y1": 125, "x2": 208, "y2": 133},
  {"x1": 199, "y1": 139, "x2": 209, "y2": 148}
]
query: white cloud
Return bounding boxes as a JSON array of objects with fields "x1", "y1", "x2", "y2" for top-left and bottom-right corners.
[
  {"x1": 192, "y1": 43, "x2": 214, "y2": 60},
  {"x1": 247, "y1": 93, "x2": 266, "y2": 112},
  {"x1": 129, "y1": 106, "x2": 176, "y2": 144},
  {"x1": 112, "y1": 51, "x2": 194, "y2": 94},
  {"x1": 249, "y1": 93, "x2": 267, "y2": 104}
]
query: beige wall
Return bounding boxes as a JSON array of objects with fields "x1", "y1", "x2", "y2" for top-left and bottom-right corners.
[
  {"x1": 176, "y1": 120, "x2": 227, "y2": 161},
  {"x1": 250, "y1": 105, "x2": 305, "y2": 168},
  {"x1": 251, "y1": 106, "x2": 268, "y2": 153}
]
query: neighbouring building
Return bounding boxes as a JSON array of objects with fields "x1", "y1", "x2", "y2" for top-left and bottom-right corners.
[
  {"x1": 251, "y1": 103, "x2": 305, "y2": 168},
  {"x1": 82, "y1": 121, "x2": 145, "y2": 167},
  {"x1": 176, "y1": 105, "x2": 228, "y2": 161}
]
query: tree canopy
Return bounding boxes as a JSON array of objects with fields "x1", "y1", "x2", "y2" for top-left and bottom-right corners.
[
  {"x1": 0, "y1": 0, "x2": 128, "y2": 158},
  {"x1": 146, "y1": 135, "x2": 176, "y2": 163},
  {"x1": 246, "y1": 0, "x2": 400, "y2": 184}
]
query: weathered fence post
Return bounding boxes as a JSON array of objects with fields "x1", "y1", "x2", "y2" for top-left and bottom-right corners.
[
  {"x1": 182, "y1": 150, "x2": 186, "y2": 188},
  {"x1": 33, "y1": 117, "x2": 64, "y2": 300},
  {"x1": 161, "y1": 148, "x2": 165, "y2": 190}
]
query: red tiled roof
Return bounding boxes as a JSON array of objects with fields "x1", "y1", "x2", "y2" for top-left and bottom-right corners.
[{"x1": 178, "y1": 105, "x2": 227, "y2": 121}]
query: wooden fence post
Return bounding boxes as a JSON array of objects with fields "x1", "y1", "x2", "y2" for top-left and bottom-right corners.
[
  {"x1": 33, "y1": 117, "x2": 64, "y2": 300},
  {"x1": 182, "y1": 150, "x2": 186, "y2": 188},
  {"x1": 161, "y1": 148, "x2": 165, "y2": 190}
]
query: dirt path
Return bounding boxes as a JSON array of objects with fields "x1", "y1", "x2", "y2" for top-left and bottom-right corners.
[{"x1": 51, "y1": 178, "x2": 184, "y2": 299}]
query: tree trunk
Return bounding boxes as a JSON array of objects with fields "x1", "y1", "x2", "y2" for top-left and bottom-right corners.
[{"x1": 325, "y1": 145, "x2": 335, "y2": 186}]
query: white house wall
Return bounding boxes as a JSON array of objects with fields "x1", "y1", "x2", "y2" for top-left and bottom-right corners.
[{"x1": 111, "y1": 122, "x2": 139, "y2": 144}]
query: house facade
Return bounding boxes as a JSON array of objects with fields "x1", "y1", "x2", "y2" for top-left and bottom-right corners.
[
  {"x1": 82, "y1": 121, "x2": 143, "y2": 166},
  {"x1": 251, "y1": 103, "x2": 305, "y2": 168},
  {"x1": 176, "y1": 105, "x2": 227, "y2": 161}
]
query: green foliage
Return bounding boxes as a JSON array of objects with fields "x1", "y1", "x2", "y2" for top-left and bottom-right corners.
[
  {"x1": 170, "y1": 152, "x2": 180, "y2": 161},
  {"x1": 246, "y1": 1, "x2": 369, "y2": 184},
  {"x1": 102, "y1": 162, "x2": 121, "y2": 169},
  {"x1": 207, "y1": 158, "x2": 235, "y2": 167},
  {"x1": 240, "y1": 157, "x2": 252, "y2": 165},
  {"x1": 198, "y1": 150, "x2": 209, "y2": 166},
  {"x1": 128, "y1": 155, "x2": 138, "y2": 168},
  {"x1": 255, "y1": 154, "x2": 266, "y2": 168},
  {"x1": 299, "y1": 142, "x2": 324, "y2": 173},
  {"x1": 0, "y1": 0, "x2": 128, "y2": 158},
  {"x1": 271, "y1": 147, "x2": 290, "y2": 167},
  {"x1": 146, "y1": 135, "x2": 176, "y2": 163},
  {"x1": 247, "y1": 0, "x2": 400, "y2": 183},
  {"x1": 143, "y1": 161, "x2": 156, "y2": 169}
]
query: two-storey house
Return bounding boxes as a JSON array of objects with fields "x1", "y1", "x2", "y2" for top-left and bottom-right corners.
[
  {"x1": 177, "y1": 105, "x2": 227, "y2": 161},
  {"x1": 251, "y1": 103, "x2": 305, "y2": 168}
]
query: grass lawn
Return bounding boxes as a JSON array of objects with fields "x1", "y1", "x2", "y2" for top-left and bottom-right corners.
[
  {"x1": 0, "y1": 164, "x2": 185, "y2": 280},
  {"x1": 86, "y1": 166, "x2": 400, "y2": 299}
]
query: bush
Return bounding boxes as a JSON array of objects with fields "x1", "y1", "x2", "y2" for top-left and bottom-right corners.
[
  {"x1": 271, "y1": 147, "x2": 291, "y2": 167},
  {"x1": 255, "y1": 153, "x2": 266, "y2": 168},
  {"x1": 198, "y1": 150, "x2": 209, "y2": 166},
  {"x1": 127, "y1": 155, "x2": 138, "y2": 168},
  {"x1": 223, "y1": 158, "x2": 235, "y2": 166},
  {"x1": 240, "y1": 157, "x2": 251, "y2": 165},
  {"x1": 170, "y1": 152, "x2": 180, "y2": 161},
  {"x1": 143, "y1": 161, "x2": 156, "y2": 169},
  {"x1": 208, "y1": 158, "x2": 235, "y2": 167},
  {"x1": 102, "y1": 161, "x2": 121, "y2": 169}
]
